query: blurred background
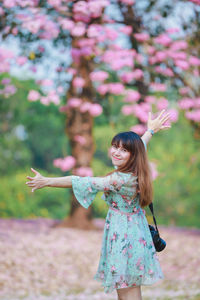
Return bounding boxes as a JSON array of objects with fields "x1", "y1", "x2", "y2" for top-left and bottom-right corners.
[{"x1": 0, "y1": 0, "x2": 200, "y2": 299}]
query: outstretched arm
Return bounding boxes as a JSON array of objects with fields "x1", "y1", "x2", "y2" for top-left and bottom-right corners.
[
  {"x1": 26, "y1": 168, "x2": 72, "y2": 192},
  {"x1": 141, "y1": 109, "x2": 171, "y2": 146}
]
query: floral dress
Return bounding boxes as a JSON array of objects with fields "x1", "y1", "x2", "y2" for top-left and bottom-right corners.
[{"x1": 71, "y1": 171, "x2": 164, "y2": 293}]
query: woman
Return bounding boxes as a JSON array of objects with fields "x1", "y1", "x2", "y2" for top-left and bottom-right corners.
[{"x1": 26, "y1": 109, "x2": 170, "y2": 300}]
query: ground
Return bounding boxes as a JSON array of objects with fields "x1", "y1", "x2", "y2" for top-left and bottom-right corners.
[{"x1": 0, "y1": 218, "x2": 200, "y2": 300}]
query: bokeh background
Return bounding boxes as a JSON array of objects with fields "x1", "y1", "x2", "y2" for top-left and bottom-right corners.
[{"x1": 0, "y1": 0, "x2": 200, "y2": 299}]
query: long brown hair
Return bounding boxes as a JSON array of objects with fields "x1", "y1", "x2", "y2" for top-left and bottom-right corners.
[{"x1": 110, "y1": 131, "x2": 153, "y2": 208}]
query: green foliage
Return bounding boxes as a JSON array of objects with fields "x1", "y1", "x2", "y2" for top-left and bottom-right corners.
[
  {"x1": 0, "y1": 170, "x2": 71, "y2": 219},
  {"x1": 0, "y1": 74, "x2": 68, "y2": 175}
]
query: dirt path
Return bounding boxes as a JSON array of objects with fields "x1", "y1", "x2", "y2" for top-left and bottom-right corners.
[{"x1": 0, "y1": 218, "x2": 200, "y2": 300}]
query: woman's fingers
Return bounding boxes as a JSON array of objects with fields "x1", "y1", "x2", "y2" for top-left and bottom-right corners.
[
  {"x1": 157, "y1": 109, "x2": 166, "y2": 120},
  {"x1": 26, "y1": 176, "x2": 34, "y2": 180},
  {"x1": 160, "y1": 125, "x2": 171, "y2": 130},
  {"x1": 160, "y1": 113, "x2": 171, "y2": 124},
  {"x1": 31, "y1": 167, "x2": 39, "y2": 175},
  {"x1": 26, "y1": 182, "x2": 35, "y2": 186}
]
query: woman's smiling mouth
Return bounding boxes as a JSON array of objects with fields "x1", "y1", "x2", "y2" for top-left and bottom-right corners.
[{"x1": 112, "y1": 156, "x2": 121, "y2": 160}]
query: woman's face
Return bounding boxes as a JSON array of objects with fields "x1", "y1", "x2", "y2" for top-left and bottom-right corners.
[{"x1": 110, "y1": 141, "x2": 131, "y2": 168}]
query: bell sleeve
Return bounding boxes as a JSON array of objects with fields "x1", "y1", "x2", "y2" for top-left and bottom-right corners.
[{"x1": 71, "y1": 172, "x2": 123, "y2": 209}]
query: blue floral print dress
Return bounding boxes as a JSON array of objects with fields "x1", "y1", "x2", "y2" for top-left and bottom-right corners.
[{"x1": 71, "y1": 171, "x2": 164, "y2": 293}]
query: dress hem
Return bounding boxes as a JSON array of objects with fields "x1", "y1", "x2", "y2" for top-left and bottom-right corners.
[{"x1": 94, "y1": 274, "x2": 164, "y2": 294}]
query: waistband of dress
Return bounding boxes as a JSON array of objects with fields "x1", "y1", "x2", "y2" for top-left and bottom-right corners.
[{"x1": 109, "y1": 206, "x2": 145, "y2": 216}]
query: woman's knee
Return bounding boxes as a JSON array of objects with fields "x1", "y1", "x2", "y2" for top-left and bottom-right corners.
[{"x1": 117, "y1": 286, "x2": 142, "y2": 300}]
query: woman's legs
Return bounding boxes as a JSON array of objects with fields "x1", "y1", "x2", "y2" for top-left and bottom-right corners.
[{"x1": 117, "y1": 286, "x2": 142, "y2": 300}]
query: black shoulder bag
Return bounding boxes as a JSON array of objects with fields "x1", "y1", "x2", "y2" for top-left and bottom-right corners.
[{"x1": 148, "y1": 202, "x2": 166, "y2": 252}]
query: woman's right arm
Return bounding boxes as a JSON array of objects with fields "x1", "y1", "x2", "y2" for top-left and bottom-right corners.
[
  {"x1": 26, "y1": 168, "x2": 72, "y2": 192},
  {"x1": 141, "y1": 109, "x2": 171, "y2": 146}
]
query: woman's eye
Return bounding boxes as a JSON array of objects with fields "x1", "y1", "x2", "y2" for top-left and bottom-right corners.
[{"x1": 122, "y1": 149, "x2": 127, "y2": 152}]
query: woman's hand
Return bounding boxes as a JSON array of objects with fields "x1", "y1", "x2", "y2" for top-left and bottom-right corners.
[
  {"x1": 148, "y1": 109, "x2": 171, "y2": 133},
  {"x1": 26, "y1": 168, "x2": 47, "y2": 193}
]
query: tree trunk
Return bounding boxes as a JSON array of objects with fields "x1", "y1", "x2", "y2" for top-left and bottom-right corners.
[{"x1": 56, "y1": 41, "x2": 99, "y2": 230}]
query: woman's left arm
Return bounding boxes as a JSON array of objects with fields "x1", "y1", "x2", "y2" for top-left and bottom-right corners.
[
  {"x1": 26, "y1": 168, "x2": 72, "y2": 193},
  {"x1": 141, "y1": 109, "x2": 171, "y2": 146}
]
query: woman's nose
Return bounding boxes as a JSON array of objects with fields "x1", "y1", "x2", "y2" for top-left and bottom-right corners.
[{"x1": 114, "y1": 148, "x2": 121, "y2": 155}]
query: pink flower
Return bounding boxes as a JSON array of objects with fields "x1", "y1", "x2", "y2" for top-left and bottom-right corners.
[
  {"x1": 74, "y1": 167, "x2": 93, "y2": 176},
  {"x1": 73, "y1": 77, "x2": 85, "y2": 88},
  {"x1": 40, "y1": 96, "x2": 50, "y2": 106},
  {"x1": 120, "y1": 70, "x2": 143, "y2": 83},
  {"x1": 16, "y1": 56, "x2": 27, "y2": 66},
  {"x1": 124, "y1": 90, "x2": 141, "y2": 102},
  {"x1": 122, "y1": 248, "x2": 127, "y2": 255},
  {"x1": 59, "y1": 19, "x2": 74, "y2": 31},
  {"x1": 28, "y1": 90, "x2": 40, "y2": 101},
  {"x1": 97, "y1": 84, "x2": 109, "y2": 95},
  {"x1": 108, "y1": 83, "x2": 124, "y2": 95},
  {"x1": 3, "y1": 84, "x2": 17, "y2": 96},
  {"x1": 47, "y1": 90, "x2": 60, "y2": 105},
  {"x1": 185, "y1": 110, "x2": 200, "y2": 122},
  {"x1": 71, "y1": 22, "x2": 86, "y2": 37},
  {"x1": 89, "y1": 71, "x2": 109, "y2": 81},
  {"x1": 39, "y1": 79, "x2": 53, "y2": 87},
  {"x1": 170, "y1": 40, "x2": 188, "y2": 51},
  {"x1": 178, "y1": 98, "x2": 194, "y2": 110},
  {"x1": 134, "y1": 33, "x2": 149, "y2": 42},
  {"x1": 150, "y1": 83, "x2": 167, "y2": 92},
  {"x1": 166, "y1": 27, "x2": 180, "y2": 34},
  {"x1": 179, "y1": 87, "x2": 190, "y2": 95},
  {"x1": 87, "y1": 24, "x2": 103, "y2": 38},
  {"x1": 80, "y1": 102, "x2": 92, "y2": 113},
  {"x1": 68, "y1": 98, "x2": 82, "y2": 108},
  {"x1": 121, "y1": 105, "x2": 134, "y2": 115},
  {"x1": 112, "y1": 233, "x2": 117, "y2": 240},
  {"x1": 144, "y1": 96, "x2": 156, "y2": 104},
  {"x1": 188, "y1": 56, "x2": 200, "y2": 66},
  {"x1": 155, "y1": 51, "x2": 168, "y2": 62},
  {"x1": 89, "y1": 104, "x2": 103, "y2": 116},
  {"x1": 105, "y1": 27, "x2": 118, "y2": 40},
  {"x1": 156, "y1": 97, "x2": 169, "y2": 110},
  {"x1": 53, "y1": 156, "x2": 76, "y2": 172},
  {"x1": 131, "y1": 69, "x2": 143, "y2": 79},
  {"x1": 120, "y1": 25, "x2": 132, "y2": 35},
  {"x1": 146, "y1": 46, "x2": 156, "y2": 55},
  {"x1": 111, "y1": 265, "x2": 116, "y2": 272},
  {"x1": 174, "y1": 60, "x2": 190, "y2": 70},
  {"x1": 67, "y1": 68, "x2": 77, "y2": 76},
  {"x1": 168, "y1": 51, "x2": 187, "y2": 60},
  {"x1": 168, "y1": 108, "x2": 179, "y2": 122},
  {"x1": 132, "y1": 104, "x2": 149, "y2": 122},
  {"x1": 148, "y1": 269, "x2": 154, "y2": 275},
  {"x1": 154, "y1": 34, "x2": 171, "y2": 46},
  {"x1": 155, "y1": 66, "x2": 174, "y2": 77},
  {"x1": 120, "y1": 282, "x2": 128, "y2": 288},
  {"x1": 130, "y1": 124, "x2": 146, "y2": 135},
  {"x1": 1, "y1": 78, "x2": 11, "y2": 85},
  {"x1": 74, "y1": 135, "x2": 86, "y2": 145}
]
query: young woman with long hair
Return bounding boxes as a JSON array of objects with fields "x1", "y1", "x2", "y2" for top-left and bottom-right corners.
[{"x1": 26, "y1": 110, "x2": 170, "y2": 300}]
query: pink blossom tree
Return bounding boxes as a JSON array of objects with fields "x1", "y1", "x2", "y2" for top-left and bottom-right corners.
[{"x1": 0, "y1": 0, "x2": 199, "y2": 228}]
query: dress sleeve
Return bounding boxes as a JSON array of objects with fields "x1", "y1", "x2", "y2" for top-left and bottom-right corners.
[{"x1": 71, "y1": 172, "x2": 124, "y2": 209}]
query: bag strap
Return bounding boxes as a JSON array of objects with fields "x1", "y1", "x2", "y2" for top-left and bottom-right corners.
[{"x1": 149, "y1": 202, "x2": 160, "y2": 236}]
